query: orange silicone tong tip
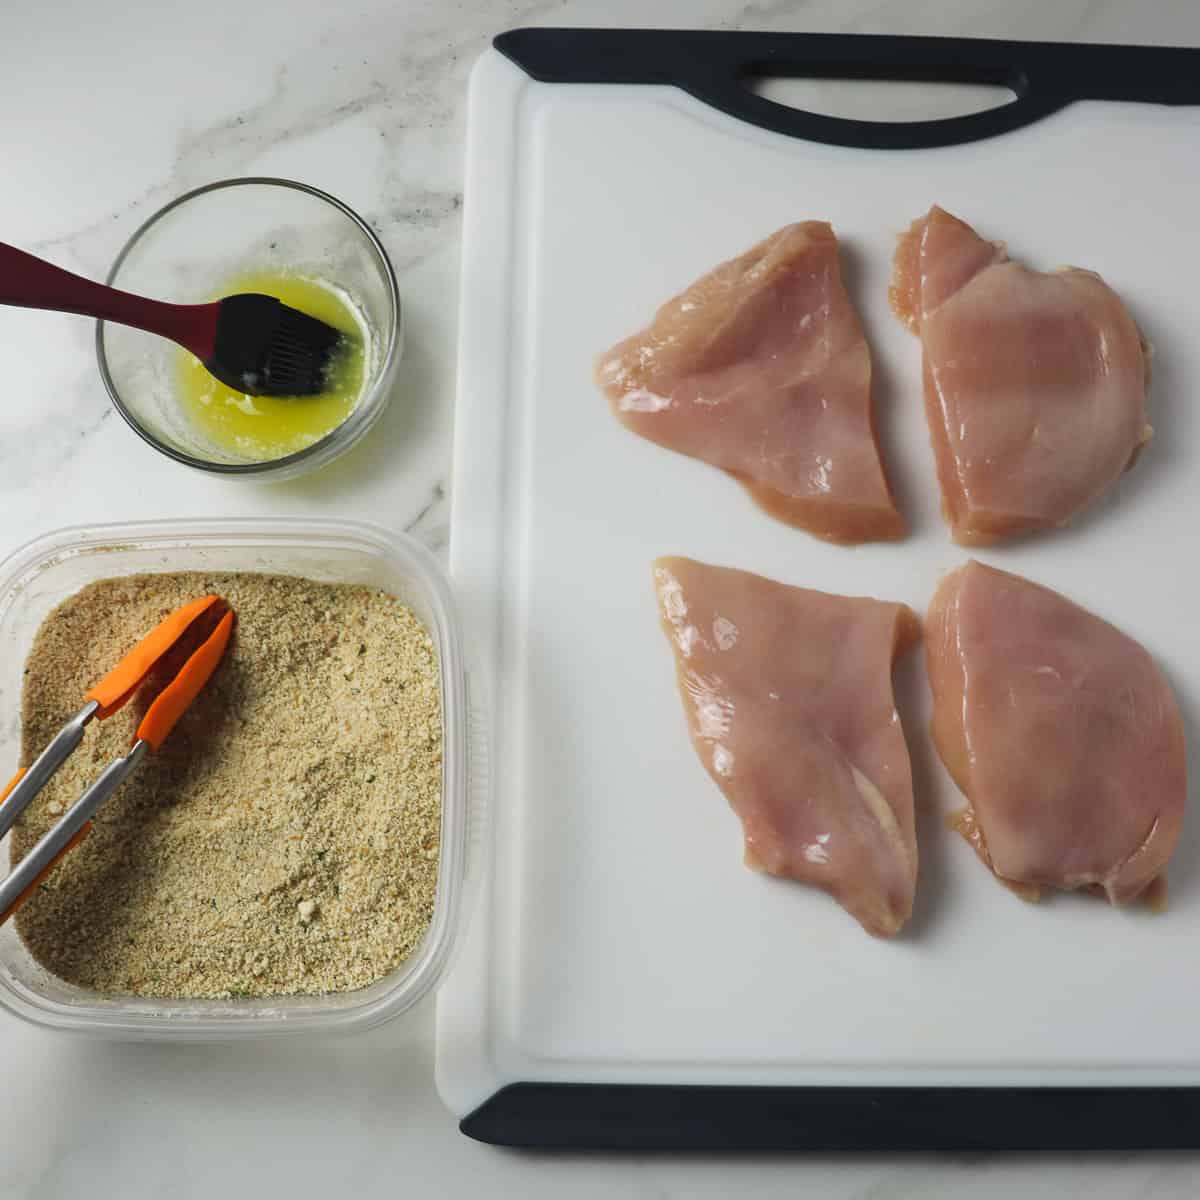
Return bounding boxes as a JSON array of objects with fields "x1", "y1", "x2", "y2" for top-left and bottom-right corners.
[
  {"x1": 135, "y1": 608, "x2": 235, "y2": 751},
  {"x1": 85, "y1": 595, "x2": 222, "y2": 719},
  {"x1": 0, "y1": 768, "x2": 27, "y2": 809}
]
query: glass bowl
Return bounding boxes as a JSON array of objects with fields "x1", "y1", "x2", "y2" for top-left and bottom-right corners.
[
  {"x1": 96, "y1": 179, "x2": 401, "y2": 481},
  {"x1": 0, "y1": 519, "x2": 486, "y2": 1039}
]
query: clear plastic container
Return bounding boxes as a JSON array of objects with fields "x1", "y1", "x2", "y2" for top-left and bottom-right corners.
[{"x1": 0, "y1": 518, "x2": 485, "y2": 1039}]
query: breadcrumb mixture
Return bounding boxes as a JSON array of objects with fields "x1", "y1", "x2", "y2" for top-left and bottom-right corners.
[{"x1": 13, "y1": 572, "x2": 442, "y2": 1000}]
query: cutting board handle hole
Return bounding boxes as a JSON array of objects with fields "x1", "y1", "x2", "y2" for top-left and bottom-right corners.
[{"x1": 742, "y1": 76, "x2": 1018, "y2": 124}]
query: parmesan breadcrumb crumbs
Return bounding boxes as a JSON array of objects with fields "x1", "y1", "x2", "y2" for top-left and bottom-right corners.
[{"x1": 13, "y1": 572, "x2": 442, "y2": 1000}]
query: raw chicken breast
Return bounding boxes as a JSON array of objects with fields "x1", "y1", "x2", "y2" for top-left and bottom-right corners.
[
  {"x1": 927, "y1": 561, "x2": 1185, "y2": 905},
  {"x1": 892, "y1": 206, "x2": 1151, "y2": 544},
  {"x1": 653, "y1": 556, "x2": 919, "y2": 936},
  {"x1": 598, "y1": 224, "x2": 904, "y2": 544}
]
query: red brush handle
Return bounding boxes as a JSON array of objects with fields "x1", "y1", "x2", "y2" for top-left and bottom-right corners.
[{"x1": 0, "y1": 240, "x2": 220, "y2": 361}]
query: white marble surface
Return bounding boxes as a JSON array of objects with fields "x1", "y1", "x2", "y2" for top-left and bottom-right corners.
[{"x1": 2, "y1": 0, "x2": 1199, "y2": 1194}]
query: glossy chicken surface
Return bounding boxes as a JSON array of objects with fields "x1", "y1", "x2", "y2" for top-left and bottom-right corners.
[
  {"x1": 927, "y1": 561, "x2": 1185, "y2": 905},
  {"x1": 653, "y1": 556, "x2": 919, "y2": 936},
  {"x1": 892, "y1": 206, "x2": 1150, "y2": 544},
  {"x1": 598, "y1": 223, "x2": 904, "y2": 544}
]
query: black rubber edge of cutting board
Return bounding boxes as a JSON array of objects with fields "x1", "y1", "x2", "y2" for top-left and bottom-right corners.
[
  {"x1": 463, "y1": 28, "x2": 1200, "y2": 1150},
  {"x1": 493, "y1": 27, "x2": 1200, "y2": 149},
  {"x1": 462, "y1": 1083, "x2": 1200, "y2": 1150}
]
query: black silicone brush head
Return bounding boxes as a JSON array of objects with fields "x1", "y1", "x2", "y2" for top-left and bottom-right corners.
[{"x1": 205, "y1": 293, "x2": 348, "y2": 396}]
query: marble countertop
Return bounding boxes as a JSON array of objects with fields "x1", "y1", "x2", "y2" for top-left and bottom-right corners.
[{"x1": 3, "y1": 1, "x2": 1199, "y2": 1194}]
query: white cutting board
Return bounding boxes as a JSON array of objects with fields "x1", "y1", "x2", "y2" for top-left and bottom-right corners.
[{"x1": 438, "y1": 43, "x2": 1200, "y2": 1118}]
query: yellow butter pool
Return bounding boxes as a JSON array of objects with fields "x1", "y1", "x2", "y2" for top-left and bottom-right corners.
[{"x1": 176, "y1": 271, "x2": 367, "y2": 461}]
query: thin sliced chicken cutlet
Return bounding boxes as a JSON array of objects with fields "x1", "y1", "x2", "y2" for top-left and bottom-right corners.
[
  {"x1": 597, "y1": 223, "x2": 904, "y2": 544},
  {"x1": 927, "y1": 561, "x2": 1185, "y2": 906},
  {"x1": 892, "y1": 206, "x2": 1150, "y2": 545},
  {"x1": 653, "y1": 556, "x2": 919, "y2": 937}
]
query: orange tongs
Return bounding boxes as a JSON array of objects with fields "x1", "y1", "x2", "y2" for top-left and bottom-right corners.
[{"x1": 0, "y1": 595, "x2": 234, "y2": 924}]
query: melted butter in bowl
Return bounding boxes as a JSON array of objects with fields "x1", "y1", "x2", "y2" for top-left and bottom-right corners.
[
  {"x1": 98, "y1": 178, "x2": 401, "y2": 481},
  {"x1": 177, "y1": 270, "x2": 370, "y2": 462}
]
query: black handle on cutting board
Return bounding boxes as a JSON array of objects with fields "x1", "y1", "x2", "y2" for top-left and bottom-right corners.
[
  {"x1": 494, "y1": 28, "x2": 1200, "y2": 149},
  {"x1": 462, "y1": 1082, "x2": 1200, "y2": 1150}
]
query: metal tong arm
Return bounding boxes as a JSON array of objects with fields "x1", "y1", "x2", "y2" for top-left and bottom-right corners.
[
  {"x1": 0, "y1": 739, "x2": 149, "y2": 925},
  {"x1": 0, "y1": 702, "x2": 99, "y2": 841}
]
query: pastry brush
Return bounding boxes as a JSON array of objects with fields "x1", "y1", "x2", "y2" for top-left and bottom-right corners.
[{"x1": 0, "y1": 240, "x2": 347, "y2": 396}]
